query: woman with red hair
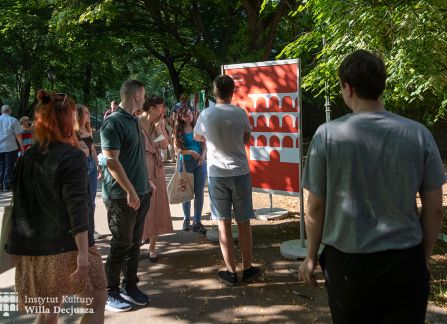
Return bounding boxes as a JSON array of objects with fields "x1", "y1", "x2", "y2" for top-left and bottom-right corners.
[{"x1": 6, "y1": 90, "x2": 107, "y2": 323}]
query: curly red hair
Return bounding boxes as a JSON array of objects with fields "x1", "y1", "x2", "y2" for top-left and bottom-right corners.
[{"x1": 33, "y1": 90, "x2": 78, "y2": 150}]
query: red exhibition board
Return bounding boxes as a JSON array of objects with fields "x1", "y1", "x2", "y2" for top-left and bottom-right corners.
[{"x1": 223, "y1": 59, "x2": 301, "y2": 195}]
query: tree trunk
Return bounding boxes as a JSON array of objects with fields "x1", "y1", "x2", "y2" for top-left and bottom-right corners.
[
  {"x1": 83, "y1": 63, "x2": 93, "y2": 105},
  {"x1": 18, "y1": 81, "x2": 31, "y2": 118},
  {"x1": 242, "y1": 0, "x2": 292, "y2": 60},
  {"x1": 165, "y1": 57, "x2": 184, "y2": 100}
]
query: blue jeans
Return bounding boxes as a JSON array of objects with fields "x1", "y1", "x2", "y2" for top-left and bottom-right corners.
[
  {"x1": 0, "y1": 150, "x2": 18, "y2": 190},
  {"x1": 87, "y1": 155, "x2": 98, "y2": 210},
  {"x1": 179, "y1": 158, "x2": 207, "y2": 223}
]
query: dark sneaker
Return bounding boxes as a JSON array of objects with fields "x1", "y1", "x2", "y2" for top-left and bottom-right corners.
[
  {"x1": 217, "y1": 270, "x2": 238, "y2": 286},
  {"x1": 120, "y1": 286, "x2": 150, "y2": 306},
  {"x1": 242, "y1": 266, "x2": 261, "y2": 283},
  {"x1": 192, "y1": 222, "x2": 207, "y2": 234},
  {"x1": 182, "y1": 220, "x2": 191, "y2": 231},
  {"x1": 105, "y1": 291, "x2": 133, "y2": 312}
]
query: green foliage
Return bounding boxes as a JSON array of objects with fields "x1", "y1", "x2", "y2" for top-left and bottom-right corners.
[
  {"x1": 0, "y1": 0, "x2": 300, "y2": 114},
  {"x1": 279, "y1": 0, "x2": 447, "y2": 124},
  {"x1": 0, "y1": 0, "x2": 56, "y2": 116}
]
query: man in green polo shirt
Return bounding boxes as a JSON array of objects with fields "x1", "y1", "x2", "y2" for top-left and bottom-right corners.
[{"x1": 100, "y1": 79, "x2": 155, "y2": 312}]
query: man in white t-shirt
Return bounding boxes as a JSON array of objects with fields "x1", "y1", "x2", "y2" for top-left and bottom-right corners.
[
  {"x1": 194, "y1": 75, "x2": 260, "y2": 286},
  {"x1": 0, "y1": 105, "x2": 24, "y2": 191}
]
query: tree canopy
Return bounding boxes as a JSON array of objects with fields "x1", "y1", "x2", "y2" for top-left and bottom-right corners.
[
  {"x1": 0, "y1": 0, "x2": 445, "y2": 125},
  {"x1": 280, "y1": 0, "x2": 447, "y2": 124}
]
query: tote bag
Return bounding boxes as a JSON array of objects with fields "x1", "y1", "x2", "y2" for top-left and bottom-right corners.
[
  {"x1": 167, "y1": 157, "x2": 194, "y2": 204},
  {"x1": 0, "y1": 201, "x2": 16, "y2": 274}
]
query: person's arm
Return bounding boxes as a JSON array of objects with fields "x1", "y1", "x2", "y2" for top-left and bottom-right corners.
[
  {"x1": 155, "y1": 121, "x2": 169, "y2": 149},
  {"x1": 420, "y1": 187, "x2": 443, "y2": 265},
  {"x1": 59, "y1": 151, "x2": 90, "y2": 280},
  {"x1": 102, "y1": 149, "x2": 140, "y2": 210},
  {"x1": 14, "y1": 120, "x2": 24, "y2": 151},
  {"x1": 70, "y1": 231, "x2": 89, "y2": 280},
  {"x1": 171, "y1": 111, "x2": 177, "y2": 129},
  {"x1": 299, "y1": 191, "x2": 325, "y2": 286},
  {"x1": 174, "y1": 134, "x2": 200, "y2": 159},
  {"x1": 15, "y1": 133, "x2": 24, "y2": 151},
  {"x1": 193, "y1": 112, "x2": 205, "y2": 142},
  {"x1": 242, "y1": 111, "x2": 252, "y2": 144},
  {"x1": 179, "y1": 148, "x2": 201, "y2": 160},
  {"x1": 200, "y1": 142, "x2": 207, "y2": 159},
  {"x1": 78, "y1": 140, "x2": 90, "y2": 157},
  {"x1": 148, "y1": 179, "x2": 157, "y2": 194},
  {"x1": 90, "y1": 139, "x2": 102, "y2": 179},
  {"x1": 198, "y1": 142, "x2": 207, "y2": 165},
  {"x1": 193, "y1": 134, "x2": 205, "y2": 142}
]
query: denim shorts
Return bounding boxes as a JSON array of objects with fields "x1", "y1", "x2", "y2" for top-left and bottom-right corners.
[{"x1": 208, "y1": 173, "x2": 254, "y2": 222}]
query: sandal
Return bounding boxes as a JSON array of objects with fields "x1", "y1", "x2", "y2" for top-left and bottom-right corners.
[{"x1": 149, "y1": 252, "x2": 158, "y2": 263}]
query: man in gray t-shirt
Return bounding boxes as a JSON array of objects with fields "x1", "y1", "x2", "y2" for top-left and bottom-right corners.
[
  {"x1": 194, "y1": 75, "x2": 260, "y2": 286},
  {"x1": 299, "y1": 50, "x2": 444, "y2": 324},
  {"x1": 195, "y1": 100, "x2": 250, "y2": 178}
]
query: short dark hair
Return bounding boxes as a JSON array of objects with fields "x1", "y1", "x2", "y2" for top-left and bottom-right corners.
[
  {"x1": 338, "y1": 50, "x2": 386, "y2": 100},
  {"x1": 213, "y1": 75, "x2": 235, "y2": 99},
  {"x1": 143, "y1": 95, "x2": 164, "y2": 112},
  {"x1": 120, "y1": 80, "x2": 145, "y2": 102}
]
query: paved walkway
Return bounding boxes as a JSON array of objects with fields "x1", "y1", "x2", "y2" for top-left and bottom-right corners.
[{"x1": 1, "y1": 162, "x2": 447, "y2": 323}]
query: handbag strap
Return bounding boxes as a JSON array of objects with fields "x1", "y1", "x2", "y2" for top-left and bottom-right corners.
[
  {"x1": 177, "y1": 153, "x2": 188, "y2": 174},
  {"x1": 181, "y1": 155, "x2": 187, "y2": 174}
]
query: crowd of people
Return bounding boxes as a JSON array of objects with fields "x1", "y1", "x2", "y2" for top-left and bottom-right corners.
[{"x1": 2, "y1": 49, "x2": 445, "y2": 324}]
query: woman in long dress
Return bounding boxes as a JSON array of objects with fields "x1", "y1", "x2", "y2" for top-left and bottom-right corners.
[{"x1": 140, "y1": 95, "x2": 173, "y2": 262}]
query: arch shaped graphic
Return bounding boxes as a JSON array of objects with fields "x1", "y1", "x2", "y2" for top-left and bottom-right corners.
[
  {"x1": 269, "y1": 96, "x2": 280, "y2": 110},
  {"x1": 249, "y1": 135, "x2": 255, "y2": 146},
  {"x1": 257, "y1": 115, "x2": 267, "y2": 128},
  {"x1": 257, "y1": 135, "x2": 267, "y2": 147},
  {"x1": 270, "y1": 150, "x2": 280, "y2": 161},
  {"x1": 248, "y1": 92, "x2": 298, "y2": 110},
  {"x1": 282, "y1": 96, "x2": 294, "y2": 110},
  {"x1": 248, "y1": 116, "x2": 255, "y2": 127},
  {"x1": 270, "y1": 115, "x2": 280, "y2": 129},
  {"x1": 269, "y1": 135, "x2": 281, "y2": 147},
  {"x1": 282, "y1": 136, "x2": 294, "y2": 148},
  {"x1": 282, "y1": 115, "x2": 295, "y2": 129}
]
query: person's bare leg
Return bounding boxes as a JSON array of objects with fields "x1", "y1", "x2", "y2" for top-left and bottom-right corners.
[
  {"x1": 149, "y1": 235, "x2": 158, "y2": 257},
  {"x1": 237, "y1": 220, "x2": 253, "y2": 270},
  {"x1": 218, "y1": 219, "x2": 236, "y2": 273},
  {"x1": 79, "y1": 288, "x2": 107, "y2": 324}
]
